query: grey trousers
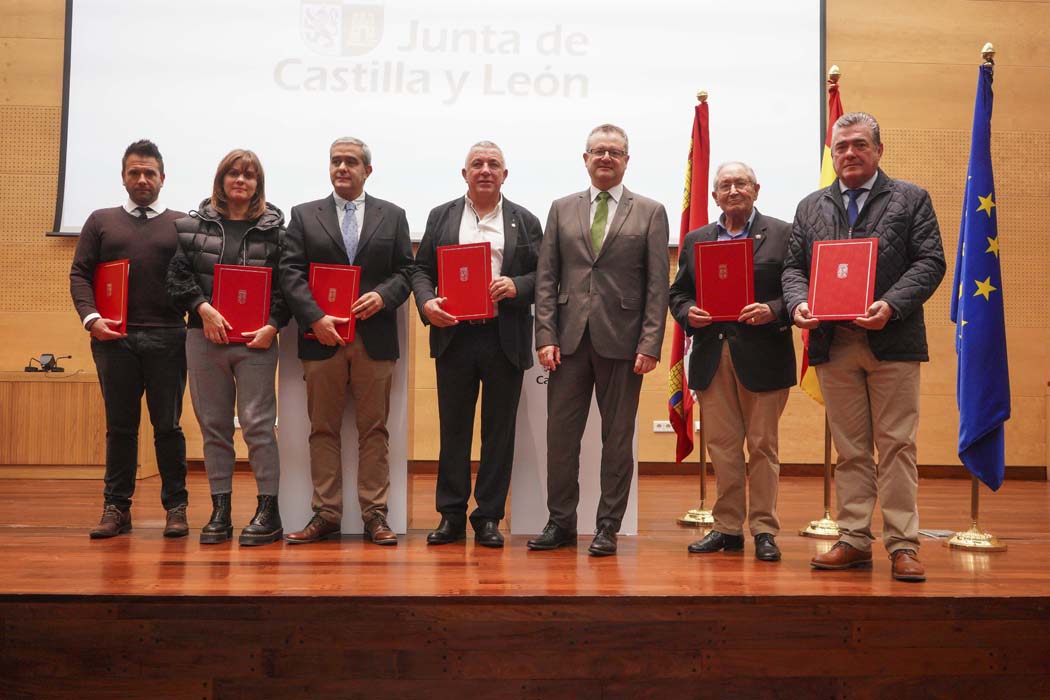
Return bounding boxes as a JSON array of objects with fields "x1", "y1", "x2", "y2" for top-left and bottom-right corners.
[
  {"x1": 186, "y1": 329, "x2": 280, "y2": 496},
  {"x1": 545, "y1": 329, "x2": 643, "y2": 532}
]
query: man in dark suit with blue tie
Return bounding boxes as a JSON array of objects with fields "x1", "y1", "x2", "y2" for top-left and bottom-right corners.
[
  {"x1": 279, "y1": 136, "x2": 414, "y2": 546},
  {"x1": 410, "y1": 142, "x2": 543, "y2": 547}
]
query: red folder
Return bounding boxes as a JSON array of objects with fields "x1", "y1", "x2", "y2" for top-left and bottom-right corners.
[
  {"x1": 304, "y1": 263, "x2": 361, "y2": 342},
  {"x1": 211, "y1": 264, "x2": 272, "y2": 343},
  {"x1": 694, "y1": 239, "x2": 754, "y2": 322},
  {"x1": 437, "y1": 242, "x2": 494, "y2": 320},
  {"x1": 93, "y1": 259, "x2": 130, "y2": 334},
  {"x1": 808, "y1": 238, "x2": 878, "y2": 320}
]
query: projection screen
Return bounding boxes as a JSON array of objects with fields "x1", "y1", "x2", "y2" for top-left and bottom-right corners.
[{"x1": 57, "y1": 0, "x2": 823, "y2": 237}]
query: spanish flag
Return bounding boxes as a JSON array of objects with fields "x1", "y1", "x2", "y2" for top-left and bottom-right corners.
[{"x1": 799, "y1": 77, "x2": 844, "y2": 405}]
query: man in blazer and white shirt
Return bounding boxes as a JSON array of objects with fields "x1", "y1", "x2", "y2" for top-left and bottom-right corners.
[
  {"x1": 668, "y1": 162, "x2": 795, "y2": 562},
  {"x1": 279, "y1": 136, "x2": 414, "y2": 546},
  {"x1": 410, "y1": 141, "x2": 543, "y2": 548},
  {"x1": 529, "y1": 124, "x2": 669, "y2": 557}
]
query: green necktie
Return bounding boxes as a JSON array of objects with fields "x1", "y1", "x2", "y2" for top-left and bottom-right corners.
[{"x1": 591, "y1": 191, "x2": 611, "y2": 255}]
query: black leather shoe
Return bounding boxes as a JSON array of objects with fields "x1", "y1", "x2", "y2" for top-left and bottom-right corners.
[
  {"x1": 474, "y1": 520, "x2": 504, "y2": 548},
  {"x1": 587, "y1": 524, "x2": 617, "y2": 557},
  {"x1": 200, "y1": 493, "x2": 232, "y2": 545},
  {"x1": 427, "y1": 516, "x2": 466, "y2": 545},
  {"x1": 239, "y1": 494, "x2": 283, "y2": 546},
  {"x1": 754, "y1": 533, "x2": 781, "y2": 562},
  {"x1": 687, "y1": 530, "x2": 744, "y2": 553},
  {"x1": 526, "y1": 520, "x2": 577, "y2": 550}
]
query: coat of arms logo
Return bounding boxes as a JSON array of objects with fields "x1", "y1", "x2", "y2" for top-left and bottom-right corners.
[
  {"x1": 300, "y1": 1, "x2": 384, "y2": 57},
  {"x1": 459, "y1": 267, "x2": 469, "y2": 282},
  {"x1": 105, "y1": 283, "x2": 113, "y2": 298},
  {"x1": 328, "y1": 288, "x2": 338, "y2": 303},
  {"x1": 237, "y1": 289, "x2": 247, "y2": 305},
  {"x1": 837, "y1": 263, "x2": 849, "y2": 279},
  {"x1": 718, "y1": 263, "x2": 728, "y2": 280}
]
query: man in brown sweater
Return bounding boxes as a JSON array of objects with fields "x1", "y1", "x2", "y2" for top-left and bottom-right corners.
[{"x1": 69, "y1": 140, "x2": 190, "y2": 539}]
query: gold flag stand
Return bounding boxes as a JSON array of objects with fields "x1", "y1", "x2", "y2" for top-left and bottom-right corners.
[
  {"x1": 677, "y1": 400, "x2": 714, "y2": 527},
  {"x1": 799, "y1": 414, "x2": 839, "y2": 538},
  {"x1": 947, "y1": 475, "x2": 1006, "y2": 552}
]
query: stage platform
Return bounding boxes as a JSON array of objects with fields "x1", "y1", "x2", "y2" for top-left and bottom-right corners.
[{"x1": 2, "y1": 472, "x2": 1048, "y2": 699}]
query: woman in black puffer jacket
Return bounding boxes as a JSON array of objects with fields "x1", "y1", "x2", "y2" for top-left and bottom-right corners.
[{"x1": 167, "y1": 149, "x2": 289, "y2": 547}]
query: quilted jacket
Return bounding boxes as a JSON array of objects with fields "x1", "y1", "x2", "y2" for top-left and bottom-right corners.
[
  {"x1": 167, "y1": 200, "x2": 291, "y2": 330},
  {"x1": 781, "y1": 170, "x2": 946, "y2": 365}
]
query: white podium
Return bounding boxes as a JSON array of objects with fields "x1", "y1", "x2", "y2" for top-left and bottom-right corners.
[
  {"x1": 509, "y1": 351, "x2": 639, "y2": 536},
  {"x1": 277, "y1": 308, "x2": 409, "y2": 534}
]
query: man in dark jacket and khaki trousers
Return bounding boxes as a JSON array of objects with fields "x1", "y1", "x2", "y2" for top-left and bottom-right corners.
[
  {"x1": 528, "y1": 124, "x2": 669, "y2": 557},
  {"x1": 782, "y1": 112, "x2": 945, "y2": 582},
  {"x1": 669, "y1": 162, "x2": 795, "y2": 563},
  {"x1": 279, "y1": 136, "x2": 414, "y2": 546}
]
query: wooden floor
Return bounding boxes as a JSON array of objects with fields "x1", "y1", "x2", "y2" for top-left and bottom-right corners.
[
  {"x1": 2, "y1": 473, "x2": 1049, "y2": 699},
  {"x1": 0, "y1": 472, "x2": 1047, "y2": 597}
]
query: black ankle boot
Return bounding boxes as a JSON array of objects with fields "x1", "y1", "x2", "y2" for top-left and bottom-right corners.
[
  {"x1": 200, "y1": 493, "x2": 232, "y2": 544},
  {"x1": 239, "y1": 494, "x2": 283, "y2": 546}
]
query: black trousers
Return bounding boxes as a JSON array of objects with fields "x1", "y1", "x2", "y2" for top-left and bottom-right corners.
[
  {"x1": 90, "y1": 326, "x2": 188, "y2": 510},
  {"x1": 434, "y1": 322, "x2": 524, "y2": 526}
]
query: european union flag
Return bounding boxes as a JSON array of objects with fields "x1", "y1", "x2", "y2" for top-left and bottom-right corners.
[{"x1": 949, "y1": 63, "x2": 1009, "y2": 491}]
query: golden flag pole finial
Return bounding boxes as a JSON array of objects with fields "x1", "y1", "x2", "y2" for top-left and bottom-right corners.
[
  {"x1": 696, "y1": 90, "x2": 708, "y2": 103},
  {"x1": 982, "y1": 42, "x2": 995, "y2": 66},
  {"x1": 827, "y1": 65, "x2": 841, "y2": 85}
]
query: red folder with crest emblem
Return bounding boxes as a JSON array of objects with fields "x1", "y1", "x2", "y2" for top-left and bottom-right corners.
[
  {"x1": 694, "y1": 239, "x2": 754, "y2": 322},
  {"x1": 304, "y1": 263, "x2": 361, "y2": 342},
  {"x1": 808, "y1": 238, "x2": 878, "y2": 320},
  {"x1": 93, "y1": 259, "x2": 130, "y2": 334},
  {"x1": 212, "y1": 264, "x2": 272, "y2": 343},
  {"x1": 437, "y1": 242, "x2": 494, "y2": 320}
]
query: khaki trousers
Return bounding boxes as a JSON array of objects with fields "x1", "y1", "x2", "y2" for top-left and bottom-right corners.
[
  {"x1": 302, "y1": 337, "x2": 393, "y2": 523},
  {"x1": 700, "y1": 342, "x2": 788, "y2": 537},
  {"x1": 816, "y1": 327, "x2": 921, "y2": 554}
]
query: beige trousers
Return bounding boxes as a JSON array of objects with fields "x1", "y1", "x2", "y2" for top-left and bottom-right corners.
[
  {"x1": 302, "y1": 336, "x2": 393, "y2": 523},
  {"x1": 816, "y1": 327, "x2": 921, "y2": 554},
  {"x1": 699, "y1": 342, "x2": 788, "y2": 537}
]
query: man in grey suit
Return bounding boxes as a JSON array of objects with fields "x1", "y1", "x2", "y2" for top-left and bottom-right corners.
[{"x1": 528, "y1": 124, "x2": 669, "y2": 557}]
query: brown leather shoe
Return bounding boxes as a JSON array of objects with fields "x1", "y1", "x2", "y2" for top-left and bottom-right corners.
[
  {"x1": 890, "y1": 549, "x2": 926, "y2": 582},
  {"x1": 284, "y1": 514, "x2": 341, "y2": 544},
  {"x1": 810, "y1": 541, "x2": 873, "y2": 570},
  {"x1": 89, "y1": 504, "x2": 132, "y2": 539},
  {"x1": 163, "y1": 504, "x2": 189, "y2": 538},
  {"x1": 364, "y1": 513, "x2": 398, "y2": 546}
]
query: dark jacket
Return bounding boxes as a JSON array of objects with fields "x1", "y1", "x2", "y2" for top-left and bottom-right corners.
[
  {"x1": 781, "y1": 170, "x2": 946, "y2": 364},
  {"x1": 669, "y1": 210, "x2": 796, "y2": 393},
  {"x1": 409, "y1": 196, "x2": 543, "y2": 370},
  {"x1": 167, "y1": 200, "x2": 291, "y2": 329},
  {"x1": 279, "y1": 193, "x2": 414, "y2": 362}
]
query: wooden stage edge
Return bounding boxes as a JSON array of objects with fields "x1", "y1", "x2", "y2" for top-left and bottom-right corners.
[
  {"x1": 187, "y1": 459, "x2": 1050, "y2": 480},
  {"x1": 2, "y1": 474, "x2": 1049, "y2": 699}
]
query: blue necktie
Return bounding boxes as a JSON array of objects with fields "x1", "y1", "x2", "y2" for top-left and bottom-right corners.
[
  {"x1": 342, "y1": 200, "x2": 359, "y2": 262},
  {"x1": 846, "y1": 189, "x2": 863, "y2": 229}
]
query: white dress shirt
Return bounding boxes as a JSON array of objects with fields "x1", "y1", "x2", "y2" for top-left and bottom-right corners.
[{"x1": 459, "y1": 195, "x2": 505, "y2": 280}]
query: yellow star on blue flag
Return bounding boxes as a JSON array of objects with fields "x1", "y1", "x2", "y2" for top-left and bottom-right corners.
[{"x1": 949, "y1": 63, "x2": 1009, "y2": 491}]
